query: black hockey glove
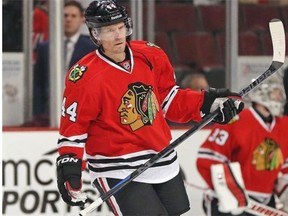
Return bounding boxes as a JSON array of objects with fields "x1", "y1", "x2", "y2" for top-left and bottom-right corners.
[
  {"x1": 201, "y1": 88, "x2": 244, "y2": 124},
  {"x1": 56, "y1": 153, "x2": 87, "y2": 207}
]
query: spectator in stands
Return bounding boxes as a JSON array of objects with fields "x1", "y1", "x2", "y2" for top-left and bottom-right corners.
[
  {"x1": 33, "y1": 0, "x2": 49, "y2": 63},
  {"x1": 168, "y1": 64, "x2": 210, "y2": 126},
  {"x1": 181, "y1": 72, "x2": 209, "y2": 91},
  {"x1": 32, "y1": 0, "x2": 97, "y2": 126},
  {"x1": 196, "y1": 77, "x2": 288, "y2": 216},
  {"x1": 177, "y1": 62, "x2": 209, "y2": 91}
]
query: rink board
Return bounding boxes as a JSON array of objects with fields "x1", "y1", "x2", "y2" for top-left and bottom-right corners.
[{"x1": 2, "y1": 129, "x2": 210, "y2": 216}]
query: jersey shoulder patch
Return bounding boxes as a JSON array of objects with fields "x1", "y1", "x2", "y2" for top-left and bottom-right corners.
[
  {"x1": 146, "y1": 41, "x2": 160, "y2": 48},
  {"x1": 130, "y1": 40, "x2": 161, "y2": 49},
  {"x1": 66, "y1": 51, "x2": 97, "y2": 84},
  {"x1": 68, "y1": 64, "x2": 87, "y2": 83}
]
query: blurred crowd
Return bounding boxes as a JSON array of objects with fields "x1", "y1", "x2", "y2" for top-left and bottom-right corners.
[{"x1": 2, "y1": 0, "x2": 288, "y2": 127}]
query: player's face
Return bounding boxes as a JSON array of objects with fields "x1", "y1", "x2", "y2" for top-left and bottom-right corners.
[
  {"x1": 64, "y1": 5, "x2": 84, "y2": 38},
  {"x1": 118, "y1": 90, "x2": 139, "y2": 125},
  {"x1": 270, "y1": 88, "x2": 285, "y2": 103},
  {"x1": 99, "y1": 22, "x2": 127, "y2": 54}
]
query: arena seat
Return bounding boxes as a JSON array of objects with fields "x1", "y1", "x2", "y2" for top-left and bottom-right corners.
[
  {"x1": 279, "y1": 5, "x2": 288, "y2": 33},
  {"x1": 155, "y1": 3, "x2": 199, "y2": 32},
  {"x1": 205, "y1": 67, "x2": 226, "y2": 89},
  {"x1": 215, "y1": 32, "x2": 226, "y2": 64},
  {"x1": 197, "y1": 5, "x2": 226, "y2": 33},
  {"x1": 260, "y1": 32, "x2": 273, "y2": 56},
  {"x1": 154, "y1": 32, "x2": 175, "y2": 62},
  {"x1": 239, "y1": 4, "x2": 280, "y2": 32},
  {"x1": 173, "y1": 32, "x2": 222, "y2": 68},
  {"x1": 239, "y1": 31, "x2": 262, "y2": 55},
  {"x1": 217, "y1": 31, "x2": 262, "y2": 57}
]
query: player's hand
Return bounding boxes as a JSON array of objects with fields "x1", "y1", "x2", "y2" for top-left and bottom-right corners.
[
  {"x1": 201, "y1": 88, "x2": 244, "y2": 124},
  {"x1": 56, "y1": 153, "x2": 87, "y2": 206},
  {"x1": 211, "y1": 98, "x2": 244, "y2": 124}
]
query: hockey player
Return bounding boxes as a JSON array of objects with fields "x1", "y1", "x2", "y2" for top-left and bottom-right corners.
[
  {"x1": 56, "y1": 0, "x2": 243, "y2": 215},
  {"x1": 196, "y1": 78, "x2": 288, "y2": 216}
]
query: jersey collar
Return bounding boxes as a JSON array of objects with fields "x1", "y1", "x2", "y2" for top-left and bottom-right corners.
[
  {"x1": 96, "y1": 45, "x2": 134, "y2": 74},
  {"x1": 249, "y1": 107, "x2": 275, "y2": 132}
]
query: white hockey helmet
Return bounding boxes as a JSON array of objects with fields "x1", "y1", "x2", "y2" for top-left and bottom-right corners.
[{"x1": 248, "y1": 77, "x2": 286, "y2": 116}]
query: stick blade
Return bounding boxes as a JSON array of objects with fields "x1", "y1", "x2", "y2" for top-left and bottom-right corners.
[
  {"x1": 79, "y1": 197, "x2": 103, "y2": 216},
  {"x1": 269, "y1": 19, "x2": 286, "y2": 64}
]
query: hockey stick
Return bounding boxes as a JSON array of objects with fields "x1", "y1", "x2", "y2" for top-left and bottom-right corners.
[
  {"x1": 79, "y1": 18, "x2": 285, "y2": 216},
  {"x1": 246, "y1": 200, "x2": 288, "y2": 216}
]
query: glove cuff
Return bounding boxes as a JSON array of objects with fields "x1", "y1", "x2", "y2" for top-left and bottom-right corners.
[
  {"x1": 56, "y1": 153, "x2": 86, "y2": 206},
  {"x1": 201, "y1": 90, "x2": 215, "y2": 115},
  {"x1": 57, "y1": 153, "x2": 82, "y2": 183}
]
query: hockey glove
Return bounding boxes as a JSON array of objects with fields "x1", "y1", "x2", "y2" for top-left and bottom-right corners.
[
  {"x1": 201, "y1": 88, "x2": 244, "y2": 124},
  {"x1": 56, "y1": 153, "x2": 87, "y2": 206}
]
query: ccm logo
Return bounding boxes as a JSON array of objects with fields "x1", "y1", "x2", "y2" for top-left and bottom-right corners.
[{"x1": 57, "y1": 157, "x2": 78, "y2": 166}]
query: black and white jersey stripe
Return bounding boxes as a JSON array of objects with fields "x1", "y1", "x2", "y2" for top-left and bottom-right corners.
[
  {"x1": 87, "y1": 149, "x2": 180, "y2": 184},
  {"x1": 161, "y1": 85, "x2": 179, "y2": 117},
  {"x1": 197, "y1": 147, "x2": 229, "y2": 163},
  {"x1": 57, "y1": 133, "x2": 87, "y2": 149}
]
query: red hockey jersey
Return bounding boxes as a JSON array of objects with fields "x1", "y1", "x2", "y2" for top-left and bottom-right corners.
[
  {"x1": 197, "y1": 107, "x2": 288, "y2": 203},
  {"x1": 58, "y1": 41, "x2": 204, "y2": 183}
]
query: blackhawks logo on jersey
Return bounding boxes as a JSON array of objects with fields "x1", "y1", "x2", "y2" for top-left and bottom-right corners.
[
  {"x1": 68, "y1": 64, "x2": 87, "y2": 83},
  {"x1": 118, "y1": 82, "x2": 159, "y2": 131},
  {"x1": 252, "y1": 137, "x2": 284, "y2": 171}
]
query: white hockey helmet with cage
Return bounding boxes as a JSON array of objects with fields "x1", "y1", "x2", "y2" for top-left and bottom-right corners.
[
  {"x1": 84, "y1": 0, "x2": 133, "y2": 45},
  {"x1": 248, "y1": 76, "x2": 286, "y2": 116}
]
